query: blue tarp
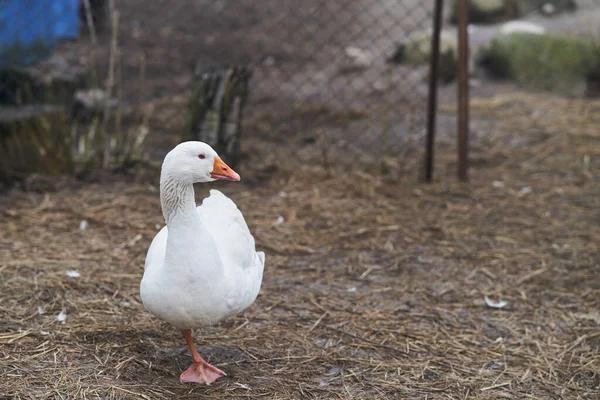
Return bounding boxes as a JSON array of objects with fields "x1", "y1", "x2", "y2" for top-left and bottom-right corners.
[{"x1": 0, "y1": 0, "x2": 80, "y2": 68}]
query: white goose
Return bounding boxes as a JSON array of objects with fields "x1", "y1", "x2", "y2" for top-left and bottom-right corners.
[{"x1": 140, "y1": 141, "x2": 265, "y2": 385}]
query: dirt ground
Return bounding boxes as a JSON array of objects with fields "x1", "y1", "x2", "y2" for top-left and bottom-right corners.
[
  {"x1": 1, "y1": 1, "x2": 600, "y2": 399},
  {"x1": 1, "y1": 91, "x2": 599, "y2": 399}
]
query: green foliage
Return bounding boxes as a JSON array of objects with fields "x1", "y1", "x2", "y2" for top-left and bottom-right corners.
[
  {"x1": 450, "y1": 0, "x2": 577, "y2": 24},
  {"x1": 478, "y1": 33, "x2": 600, "y2": 97}
]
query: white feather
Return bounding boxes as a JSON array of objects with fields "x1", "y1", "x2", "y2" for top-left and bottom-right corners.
[{"x1": 140, "y1": 150, "x2": 265, "y2": 330}]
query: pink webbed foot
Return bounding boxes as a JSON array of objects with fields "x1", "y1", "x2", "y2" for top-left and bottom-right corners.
[
  {"x1": 179, "y1": 360, "x2": 226, "y2": 385},
  {"x1": 179, "y1": 329, "x2": 226, "y2": 385}
]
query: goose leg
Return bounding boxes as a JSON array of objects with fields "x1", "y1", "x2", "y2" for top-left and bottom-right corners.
[{"x1": 179, "y1": 329, "x2": 226, "y2": 385}]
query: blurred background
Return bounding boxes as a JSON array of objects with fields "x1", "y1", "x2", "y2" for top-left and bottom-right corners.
[
  {"x1": 0, "y1": 0, "x2": 599, "y2": 181},
  {"x1": 0, "y1": 1, "x2": 598, "y2": 399}
]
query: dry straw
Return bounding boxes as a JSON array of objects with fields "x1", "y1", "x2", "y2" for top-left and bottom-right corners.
[{"x1": 0, "y1": 92, "x2": 598, "y2": 398}]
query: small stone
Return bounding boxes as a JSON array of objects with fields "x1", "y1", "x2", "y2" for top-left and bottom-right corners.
[
  {"x1": 66, "y1": 270, "x2": 81, "y2": 278},
  {"x1": 339, "y1": 46, "x2": 373, "y2": 73},
  {"x1": 57, "y1": 310, "x2": 67, "y2": 323},
  {"x1": 499, "y1": 21, "x2": 546, "y2": 36},
  {"x1": 520, "y1": 186, "x2": 532, "y2": 194}
]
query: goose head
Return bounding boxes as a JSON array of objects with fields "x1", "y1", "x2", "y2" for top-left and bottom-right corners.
[{"x1": 161, "y1": 141, "x2": 240, "y2": 184}]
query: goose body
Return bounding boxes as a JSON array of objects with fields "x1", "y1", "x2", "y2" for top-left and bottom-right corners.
[
  {"x1": 141, "y1": 190, "x2": 264, "y2": 328},
  {"x1": 139, "y1": 141, "x2": 265, "y2": 384}
]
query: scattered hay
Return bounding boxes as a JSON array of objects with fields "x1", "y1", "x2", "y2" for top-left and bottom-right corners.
[{"x1": 0, "y1": 92, "x2": 598, "y2": 399}]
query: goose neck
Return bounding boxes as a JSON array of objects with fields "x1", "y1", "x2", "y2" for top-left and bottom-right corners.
[{"x1": 160, "y1": 175, "x2": 197, "y2": 225}]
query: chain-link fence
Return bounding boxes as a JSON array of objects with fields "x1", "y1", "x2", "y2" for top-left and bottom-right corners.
[
  {"x1": 2, "y1": 0, "x2": 600, "y2": 181},
  {"x1": 0, "y1": 0, "x2": 440, "y2": 178},
  {"x1": 116, "y1": 0, "x2": 440, "y2": 168}
]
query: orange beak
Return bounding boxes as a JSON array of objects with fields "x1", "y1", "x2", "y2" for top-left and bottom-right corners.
[{"x1": 210, "y1": 156, "x2": 240, "y2": 181}]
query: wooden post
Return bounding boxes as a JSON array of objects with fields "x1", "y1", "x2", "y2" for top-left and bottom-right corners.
[
  {"x1": 186, "y1": 66, "x2": 251, "y2": 168},
  {"x1": 457, "y1": 0, "x2": 470, "y2": 181}
]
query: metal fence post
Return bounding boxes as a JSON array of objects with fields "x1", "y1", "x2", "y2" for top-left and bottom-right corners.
[
  {"x1": 457, "y1": 0, "x2": 470, "y2": 181},
  {"x1": 425, "y1": 0, "x2": 444, "y2": 182}
]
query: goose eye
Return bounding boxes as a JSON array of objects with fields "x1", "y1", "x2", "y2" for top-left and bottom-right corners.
[{"x1": 198, "y1": 154, "x2": 206, "y2": 159}]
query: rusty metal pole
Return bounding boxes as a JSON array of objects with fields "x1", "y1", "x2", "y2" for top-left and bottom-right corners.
[
  {"x1": 457, "y1": 0, "x2": 470, "y2": 181},
  {"x1": 425, "y1": 0, "x2": 444, "y2": 182}
]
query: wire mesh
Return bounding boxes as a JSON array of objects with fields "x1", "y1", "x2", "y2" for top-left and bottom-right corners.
[
  {"x1": 1, "y1": 0, "x2": 600, "y2": 175},
  {"x1": 0, "y1": 0, "x2": 439, "y2": 171}
]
